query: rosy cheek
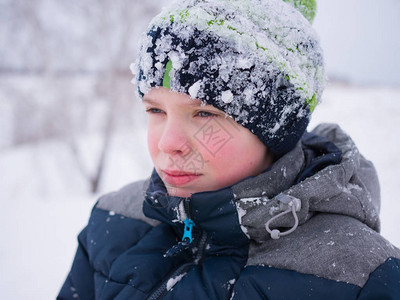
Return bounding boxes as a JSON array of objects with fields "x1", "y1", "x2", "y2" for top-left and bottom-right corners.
[
  {"x1": 211, "y1": 145, "x2": 244, "y2": 187},
  {"x1": 208, "y1": 142, "x2": 238, "y2": 180},
  {"x1": 147, "y1": 127, "x2": 159, "y2": 159},
  {"x1": 212, "y1": 141, "x2": 235, "y2": 161},
  {"x1": 211, "y1": 139, "x2": 259, "y2": 179},
  {"x1": 214, "y1": 130, "x2": 250, "y2": 159}
]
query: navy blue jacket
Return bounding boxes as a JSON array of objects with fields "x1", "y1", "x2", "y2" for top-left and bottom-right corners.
[{"x1": 58, "y1": 125, "x2": 400, "y2": 299}]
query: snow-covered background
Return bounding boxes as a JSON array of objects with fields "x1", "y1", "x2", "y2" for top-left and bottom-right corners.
[{"x1": 0, "y1": 1, "x2": 399, "y2": 299}]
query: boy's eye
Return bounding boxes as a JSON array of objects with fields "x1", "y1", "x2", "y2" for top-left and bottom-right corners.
[
  {"x1": 197, "y1": 111, "x2": 216, "y2": 118},
  {"x1": 146, "y1": 108, "x2": 164, "y2": 114}
]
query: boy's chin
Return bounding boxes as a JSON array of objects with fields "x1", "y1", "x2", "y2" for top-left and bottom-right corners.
[
  {"x1": 166, "y1": 186, "x2": 190, "y2": 198},
  {"x1": 164, "y1": 182, "x2": 206, "y2": 198}
]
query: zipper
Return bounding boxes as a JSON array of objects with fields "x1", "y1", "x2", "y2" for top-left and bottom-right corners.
[
  {"x1": 147, "y1": 231, "x2": 208, "y2": 300},
  {"x1": 146, "y1": 197, "x2": 208, "y2": 300},
  {"x1": 164, "y1": 197, "x2": 195, "y2": 257},
  {"x1": 183, "y1": 197, "x2": 191, "y2": 219},
  {"x1": 193, "y1": 231, "x2": 208, "y2": 264},
  {"x1": 164, "y1": 218, "x2": 195, "y2": 257},
  {"x1": 146, "y1": 261, "x2": 194, "y2": 300}
]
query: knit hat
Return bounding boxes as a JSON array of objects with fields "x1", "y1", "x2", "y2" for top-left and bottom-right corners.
[{"x1": 132, "y1": 0, "x2": 325, "y2": 157}]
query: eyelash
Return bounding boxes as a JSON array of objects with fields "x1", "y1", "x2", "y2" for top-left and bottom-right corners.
[
  {"x1": 145, "y1": 108, "x2": 164, "y2": 114},
  {"x1": 196, "y1": 111, "x2": 216, "y2": 118},
  {"x1": 145, "y1": 108, "x2": 217, "y2": 118}
]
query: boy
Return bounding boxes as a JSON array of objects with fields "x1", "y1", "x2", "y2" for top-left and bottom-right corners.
[{"x1": 58, "y1": 0, "x2": 400, "y2": 299}]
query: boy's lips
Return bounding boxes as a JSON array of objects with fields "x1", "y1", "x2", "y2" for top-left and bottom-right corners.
[{"x1": 161, "y1": 169, "x2": 202, "y2": 186}]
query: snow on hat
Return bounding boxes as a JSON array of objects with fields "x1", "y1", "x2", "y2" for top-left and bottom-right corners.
[{"x1": 132, "y1": 0, "x2": 325, "y2": 157}]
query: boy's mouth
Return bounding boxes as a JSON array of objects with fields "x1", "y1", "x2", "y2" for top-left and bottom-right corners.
[{"x1": 161, "y1": 169, "x2": 202, "y2": 186}]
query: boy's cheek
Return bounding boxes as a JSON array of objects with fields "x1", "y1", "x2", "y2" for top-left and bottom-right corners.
[
  {"x1": 147, "y1": 130, "x2": 159, "y2": 159},
  {"x1": 210, "y1": 142, "x2": 234, "y2": 161},
  {"x1": 193, "y1": 120, "x2": 236, "y2": 158},
  {"x1": 199, "y1": 142, "x2": 238, "y2": 176}
]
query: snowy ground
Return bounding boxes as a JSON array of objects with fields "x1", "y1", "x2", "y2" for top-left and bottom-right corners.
[{"x1": 1, "y1": 83, "x2": 399, "y2": 299}]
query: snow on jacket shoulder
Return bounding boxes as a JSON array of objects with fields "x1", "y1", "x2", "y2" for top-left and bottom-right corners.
[{"x1": 58, "y1": 123, "x2": 400, "y2": 300}]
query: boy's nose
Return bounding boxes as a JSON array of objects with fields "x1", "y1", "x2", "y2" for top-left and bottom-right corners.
[{"x1": 158, "y1": 121, "x2": 192, "y2": 156}]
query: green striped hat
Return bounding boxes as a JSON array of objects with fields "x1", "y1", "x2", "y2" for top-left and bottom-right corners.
[{"x1": 132, "y1": 0, "x2": 325, "y2": 157}]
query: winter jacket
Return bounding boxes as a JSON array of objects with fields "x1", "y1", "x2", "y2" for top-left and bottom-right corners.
[{"x1": 58, "y1": 123, "x2": 400, "y2": 300}]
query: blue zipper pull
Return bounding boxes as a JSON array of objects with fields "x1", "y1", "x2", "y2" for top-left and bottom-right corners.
[
  {"x1": 164, "y1": 218, "x2": 196, "y2": 257},
  {"x1": 164, "y1": 198, "x2": 196, "y2": 258},
  {"x1": 182, "y1": 218, "x2": 195, "y2": 244}
]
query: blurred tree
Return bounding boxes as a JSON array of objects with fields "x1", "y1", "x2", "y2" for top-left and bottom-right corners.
[{"x1": 0, "y1": 0, "x2": 165, "y2": 192}]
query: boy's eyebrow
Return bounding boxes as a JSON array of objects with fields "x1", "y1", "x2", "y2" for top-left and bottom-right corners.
[
  {"x1": 142, "y1": 98, "x2": 159, "y2": 106},
  {"x1": 142, "y1": 96, "x2": 205, "y2": 107}
]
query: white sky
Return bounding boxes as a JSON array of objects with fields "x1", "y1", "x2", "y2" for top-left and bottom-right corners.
[{"x1": 313, "y1": 0, "x2": 400, "y2": 86}]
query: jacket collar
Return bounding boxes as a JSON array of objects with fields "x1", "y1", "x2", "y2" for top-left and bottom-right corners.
[{"x1": 143, "y1": 170, "x2": 249, "y2": 247}]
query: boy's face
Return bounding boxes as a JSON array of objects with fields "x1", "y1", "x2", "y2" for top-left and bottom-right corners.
[{"x1": 143, "y1": 87, "x2": 273, "y2": 198}]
